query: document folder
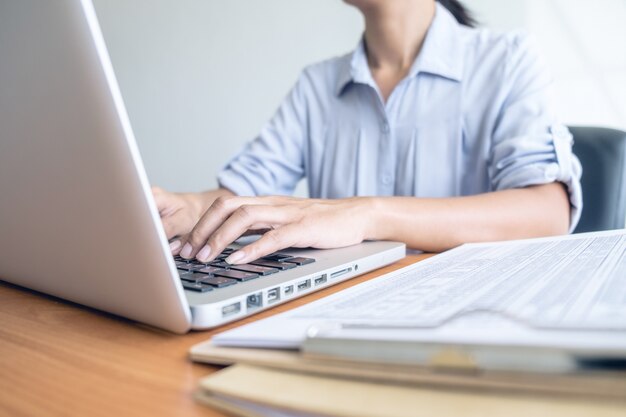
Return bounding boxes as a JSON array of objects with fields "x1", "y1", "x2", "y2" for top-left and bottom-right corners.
[
  {"x1": 194, "y1": 364, "x2": 626, "y2": 417},
  {"x1": 190, "y1": 340, "x2": 626, "y2": 398}
]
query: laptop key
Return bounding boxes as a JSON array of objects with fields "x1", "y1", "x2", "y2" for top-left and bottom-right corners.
[
  {"x1": 182, "y1": 282, "x2": 213, "y2": 293},
  {"x1": 200, "y1": 276, "x2": 238, "y2": 288},
  {"x1": 180, "y1": 272, "x2": 210, "y2": 283},
  {"x1": 250, "y1": 260, "x2": 297, "y2": 270},
  {"x1": 282, "y1": 257, "x2": 315, "y2": 266},
  {"x1": 196, "y1": 266, "x2": 227, "y2": 275},
  {"x1": 214, "y1": 269, "x2": 259, "y2": 282},
  {"x1": 178, "y1": 263, "x2": 208, "y2": 272},
  {"x1": 262, "y1": 253, "x2": 294, "y2": 262},
  {"x1": 210, "y1": 261, "x2": 232, "y2": 269},
  {"x1": 178, "y1": 270, "x2": 194, "y2": 279},
  {"x1": 230, "y1": 264, "x2": 279, "y2": 276}
]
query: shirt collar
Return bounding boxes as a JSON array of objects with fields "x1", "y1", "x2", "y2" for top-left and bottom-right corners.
[{"x1": 336, "y1": 2, "x2": 465, "y2": 96}]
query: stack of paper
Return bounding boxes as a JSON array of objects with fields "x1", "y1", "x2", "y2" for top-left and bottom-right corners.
[
  {"x1": 192, "y1": 231, "x2": 626, "y2": 416},
  {"x1": 191, "y1": 341, "x2": 626, "y2": 398},
  {"x1": 195, "y1": 364, "x2": 626, "y2": 417}
]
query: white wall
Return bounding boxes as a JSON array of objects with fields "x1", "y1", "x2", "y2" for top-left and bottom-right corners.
[
  {"x1": 93, "y1": 0, "x2": 362, "y2": 192},
  {"x1": 94, "y1": 0, "x2": 626, "y2": 193},
  {"x1": 468, "y1": 0, "x2": 626, "y2": 130}
]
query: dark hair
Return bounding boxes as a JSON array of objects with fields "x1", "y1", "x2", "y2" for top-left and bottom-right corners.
[{"x1": 437, "y1": 0, "x2": 477, "y2": 27}]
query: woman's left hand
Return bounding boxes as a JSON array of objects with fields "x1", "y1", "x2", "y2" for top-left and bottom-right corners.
[{"x1": 173, "y1": 195, "x2": 375, "y2": 264}]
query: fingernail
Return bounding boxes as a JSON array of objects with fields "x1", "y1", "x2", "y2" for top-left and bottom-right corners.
[
  {"x1": 169, "y1": 240, "x2": 181, "y2": 252},
  {"x1": 197, "y1": 245, "x2": 212, "y2": 262},
  {"x1": 225, "y1": 251, "x2": 244, "y2": 265},
  {"x1": 180, "y1": 243, "x2": 193, "y2": 259}
]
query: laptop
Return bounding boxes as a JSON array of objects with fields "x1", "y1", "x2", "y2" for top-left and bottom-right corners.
[{"x1": 0, "y1": 0, "x2": 405, "y2": 333}]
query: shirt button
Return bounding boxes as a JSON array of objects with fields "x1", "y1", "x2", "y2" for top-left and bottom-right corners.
[
  {"x1": 382, "y1": 175, "x2": 392, "y2": 185},
  {"x1": 381, "y1": 122, "x2": 390, "y2": 134}
]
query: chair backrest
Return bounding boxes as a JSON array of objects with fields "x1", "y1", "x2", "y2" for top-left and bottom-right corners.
[{"x1": 570, "y1": 126, "x2": 626, "y2": 233}]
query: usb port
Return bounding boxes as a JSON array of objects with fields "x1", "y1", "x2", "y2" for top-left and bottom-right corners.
[
  {"x1": 246, "y1": 292, "x2": 263, "y2": 310},
  {"x1": 267, "y1": 287, "x2": 280, "y2": 304},
  {"x1": 297, "y1": 279, "x2": 311, "y2": 292},
  {"x1": 284, "y1": 285, "x2": 294, "y2": 296},
  {"x1": 221, "y1": 302, "x2": 241, "y2": 317},
  {"x1": 314, "y1": 274, "x2": 327, "y2": 286},
  {"x1": 331, "y1": 267, "x2": 352, "y2": 279}
]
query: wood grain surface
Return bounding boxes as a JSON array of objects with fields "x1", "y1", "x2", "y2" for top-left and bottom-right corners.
[{"x1": 0, "y1": 254, "x2": 430, "y2": 417}]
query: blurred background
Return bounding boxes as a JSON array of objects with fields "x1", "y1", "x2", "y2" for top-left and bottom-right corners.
[{"x1": 93, "y1": 0, "x2": 626, "y2": 194}]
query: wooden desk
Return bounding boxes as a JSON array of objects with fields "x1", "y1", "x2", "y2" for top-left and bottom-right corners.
[{"x1": 0, "y1": 254, "x2": 431, "y2": 417}]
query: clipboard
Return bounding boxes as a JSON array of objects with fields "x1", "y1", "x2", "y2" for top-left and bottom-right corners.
[{"x1": 190, "y1": 337, "x2": 626, "y2": 399}]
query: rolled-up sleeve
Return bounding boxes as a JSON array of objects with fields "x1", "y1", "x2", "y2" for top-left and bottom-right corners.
[
  {"x1": 217, "y1": 70, "x2": 310, "y2": 196},
  {"x1": 488, "y1": 33, "x2": 583, "y2": 232}
]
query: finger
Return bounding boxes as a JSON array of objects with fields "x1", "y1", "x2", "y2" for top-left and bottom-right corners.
[
  {"x1": 195, "y1": 205, "x2": 298, "y2": 262},
  {"x1": 180, "y1": 195, "x2": 277, "y2": 259},
  {"x1": 169, "y1": 234, "x2": 187, "y2": 255},
  {"x1": 162, "y1": 216, "x2": 182, "y2": 240},
  {"x1": 225, "y1": 224, "x2": 301, "y2": 265}
]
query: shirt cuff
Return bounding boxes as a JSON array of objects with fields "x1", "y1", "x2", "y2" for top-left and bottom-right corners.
[
  {"x1": 493, "y1": 125, "x2": 583, "y2": 233},
  {"x1": 217, "y1": 168, "x2": 258, "y2": 197}
]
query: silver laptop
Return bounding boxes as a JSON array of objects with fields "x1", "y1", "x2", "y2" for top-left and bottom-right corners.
[{"x1": 0, "y1": 0, "x2": 405, "y2": 333}]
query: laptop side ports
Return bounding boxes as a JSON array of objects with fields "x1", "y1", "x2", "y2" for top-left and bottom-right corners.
[
  {"x1": 314, "y1": 274, "x2": 328, "y2": 286},
  {"x1": 297, "y1": 279, "x2": 311, "y2": 292},
  {"x1": 246, "y1": 292, "x2": 263, "y2": 310},
  {"x1": 221, "y1": 302, "x2": 241, "y2": 318},
  {"x1": 267, "y1": 287, "x2": 280, "y2": 304}
]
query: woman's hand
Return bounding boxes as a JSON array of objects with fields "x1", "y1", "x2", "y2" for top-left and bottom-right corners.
[
  {"x1": 172, "y1": 195, "x2": 375, "y2": 265},
  {"x1": 151, "y1": 187, "x2": 234, "y2": 248},
  {"x1": 152, "y1": 187, "x2": 206, "y2": 241}
]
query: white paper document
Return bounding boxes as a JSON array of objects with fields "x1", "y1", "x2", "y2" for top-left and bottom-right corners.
[{"x1": 212, "y1": 230, "x2": 626, "y2": 351}]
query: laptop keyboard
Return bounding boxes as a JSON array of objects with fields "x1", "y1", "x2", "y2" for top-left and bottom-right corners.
[{"x1": 175, "y1": 249, "x2": 315, "y2": 293}]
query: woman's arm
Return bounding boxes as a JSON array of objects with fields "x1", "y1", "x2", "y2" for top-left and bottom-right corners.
[
  {"x1": 367, "y1": 182, "x2": 570, "y2": 253},
  {"x1": 173, "y1": 181, "x2": 570, "y2": 264}
]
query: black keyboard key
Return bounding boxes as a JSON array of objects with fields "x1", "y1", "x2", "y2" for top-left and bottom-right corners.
[
  {"x1": 214, "y1": 269, "x2": 259, "y2": 282},
  {"x1": 178, "y1": 263, "x2": 209, "y2": 272},
  {"x1": 200, "y1": 276, "x2": 238, "y2": 288},
  {"x1": 250, "y1": 260, "x2": 297, "y2": 270},
  {"x1": 262, "y1": 253, "x2": 294, "y2": 262},
  {"x1": 210, "y1": 261, "x2": 232, "y2": 269},
  {"x1": 221, "y1": 248, "x2": 235, "y2": 254},
  {"x1": 178, "y1": 269, "x2": 194, "y2": 279},
  {"x1": 230, "y1": 264, "x2": 279, "y2": 276},
  {"x1": 182, "y1": 282, "x2": 213, "y2": 293},
  {"x1": 196, "y1": 266, "x2": 227, "y2": 275},
  {"x1": 282, "y1": 257, "x2": 315, "y2": 266},
  {"x1": 179, "y1": 272, "x2": 210, "y2": 283}
]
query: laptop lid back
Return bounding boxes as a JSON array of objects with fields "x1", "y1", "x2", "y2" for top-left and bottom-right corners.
[{"x1": 0, "y1": 0, "x2": 191, "y2": 332}]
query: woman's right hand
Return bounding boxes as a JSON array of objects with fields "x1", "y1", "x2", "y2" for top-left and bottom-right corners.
[{"x1": 151, "y1": 186, "x2": 233, "y2": 254}]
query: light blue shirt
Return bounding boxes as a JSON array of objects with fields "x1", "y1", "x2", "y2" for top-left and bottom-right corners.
[{"x1": 218, "y1": 3, "x2": 582, "y2": 231}]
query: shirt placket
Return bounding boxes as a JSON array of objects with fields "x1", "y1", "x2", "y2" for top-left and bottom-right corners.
[{"x1": 369, "y1": 90, "x2": 395, "y2": 196}]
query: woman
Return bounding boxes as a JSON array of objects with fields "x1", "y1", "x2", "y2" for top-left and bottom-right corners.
[{"x1": 156, "y1": 0, "x2": 581, "y2": 265}]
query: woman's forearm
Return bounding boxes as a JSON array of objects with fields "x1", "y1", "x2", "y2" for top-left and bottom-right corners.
[
  {"x1": 365, "y1": 182, "x2": 570, "y2": 252},
  {"x1": 165, "y1": 182, "x2": 570, "y2": 262}
]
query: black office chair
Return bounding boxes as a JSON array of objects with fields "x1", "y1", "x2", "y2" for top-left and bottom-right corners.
[{"x1": 570, "y1": 126, "x2": 626, "y2": 233}]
